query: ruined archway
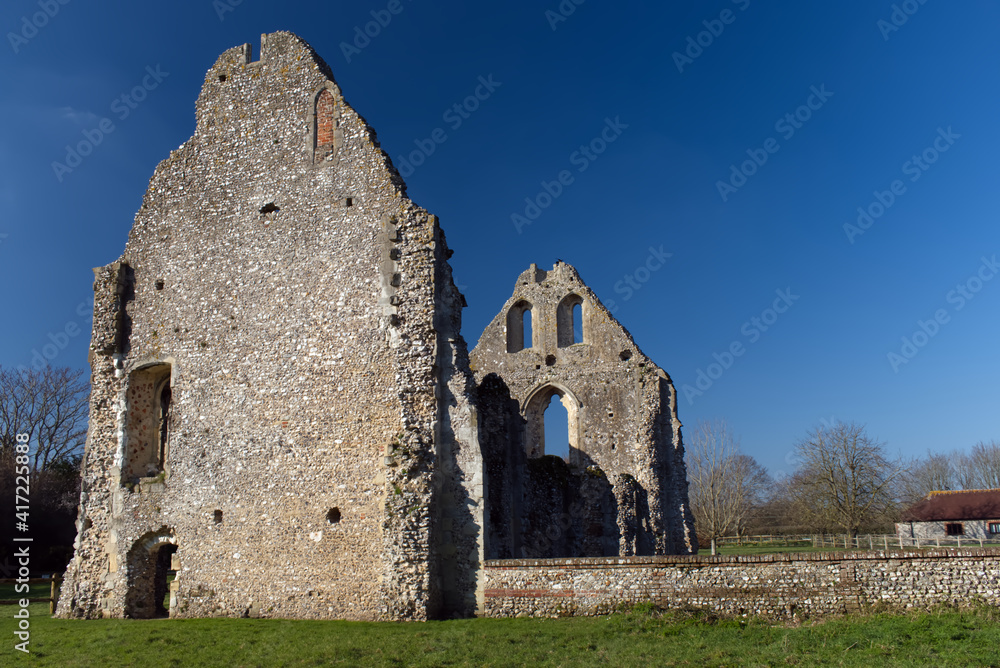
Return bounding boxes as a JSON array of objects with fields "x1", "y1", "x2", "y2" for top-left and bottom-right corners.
[
  {"x1": 124, "y1": 530, "x2": 178, "y2": 618},
  {"x1": 523, "y1": 383, "x2": 581, "y2": 463}
]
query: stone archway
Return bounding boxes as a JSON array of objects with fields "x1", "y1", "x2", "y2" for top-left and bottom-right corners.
[
  {"x1": 522, "y1": 383, "x2": 582, "y2": 463},
  {"x1": 124, "y1": 530, "x2": 178, "y2": 618}
]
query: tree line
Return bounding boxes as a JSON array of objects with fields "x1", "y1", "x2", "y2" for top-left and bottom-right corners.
[
  {"x1": 0, "y1": 365, "x2": 89, "y2": 575},
  {"x1": 684, "y1": 418, "x2": 1000, "y2": 553}
]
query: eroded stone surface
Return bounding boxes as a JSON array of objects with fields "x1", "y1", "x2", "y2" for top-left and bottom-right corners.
[
  {"x1": 57, "y1": 32, "x2": 480, "y2": 622},
  {"x1": 470, "y1": 262, "x2": 697, "y2": 560},
  {"x1": 57, "y1": 34, "x2": 694, "y2": 624}
]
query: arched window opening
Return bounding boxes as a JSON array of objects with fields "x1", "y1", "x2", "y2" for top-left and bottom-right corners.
[
  {"x1": 524, "y1": 384, "x2": 581, "y2": 463},
  {"x1": 122, "y1": 364, "x2": 172, "y2": 485},
  {"x1": 506, "y1": 300, "x2": 533, "y2": 353},
  {"x1": 543, "y1": 395, "x2": 570, "y2": 462},
  {"x1": 314, "y1": 88, "x2": 337, "y2": 162},
  {"x1": 572, "y1": 303, "x2": 583, "y2": 344},
  {"x1": 316, "y1": 89, "x2": 336, "y2": 148},
  {"x1": 556, "y1": 294, "x2": 585, "y2": 348}
]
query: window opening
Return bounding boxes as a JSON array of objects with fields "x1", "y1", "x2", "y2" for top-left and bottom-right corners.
[
  {"x1": 543, "y1": 395, "x2": 570, "y2": 462},
  {"x1": 945, "y1": 522, "x2": 964, "y2": 536}
]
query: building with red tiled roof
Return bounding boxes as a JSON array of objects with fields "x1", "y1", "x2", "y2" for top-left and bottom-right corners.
[{"x1": 897, "y1": 489, "x2": 1000, "y2": 542}]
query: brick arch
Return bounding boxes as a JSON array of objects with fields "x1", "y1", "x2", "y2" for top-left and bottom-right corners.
[{"x1": 313, "y1": 86, "x2": 338, "y2": 161}]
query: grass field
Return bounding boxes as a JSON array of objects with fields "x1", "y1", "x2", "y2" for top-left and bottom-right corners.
[{"x1": 3, "y1": 592, "x2": 1000, "y2": 667}]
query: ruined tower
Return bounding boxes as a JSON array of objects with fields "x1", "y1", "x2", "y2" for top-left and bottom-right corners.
[
  {"x1": 57, "y1": 32, "x2": 483, "y2": 621},
  {"x1": 471, "y1": 262, "x2": 697, "y2": 558}
]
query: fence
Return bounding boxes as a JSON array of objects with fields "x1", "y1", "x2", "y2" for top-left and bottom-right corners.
[
  {"x1": 717, "y1": 533, "x2": 1000, "y2": 550},
  {"x1": 0, "y1": 576, "x2": 62, "y2": 614}
]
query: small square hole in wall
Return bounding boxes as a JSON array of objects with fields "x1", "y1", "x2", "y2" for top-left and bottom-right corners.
[
  {"x1": 218, "y1": 74, "x2": 227, "y2": 82},
  {"x1": 154, "y1": 280, "x2": 164, "y2": 291},
  {"x1": 326, "y1": 508, "x2": 341, "y2": 524},
  {"x1": 345, "y1": 197, "x2": 353, "y2": 207},
  {"x1": 213, "y1": 510, "x2": 223, "y2": 524}
]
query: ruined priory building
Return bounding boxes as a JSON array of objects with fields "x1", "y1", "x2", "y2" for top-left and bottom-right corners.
[{"x1": 56, "y1": 32, "x2": 695, "y2": 622}]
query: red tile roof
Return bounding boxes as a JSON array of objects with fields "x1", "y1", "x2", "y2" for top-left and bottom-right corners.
[{"x1": 901, "y1": 489, "x2": 1000, "y2": 522}]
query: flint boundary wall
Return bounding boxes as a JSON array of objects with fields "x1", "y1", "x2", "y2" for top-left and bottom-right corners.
[{"x1": 484, "y1": 549, "x2": 1000, "y2": 618}]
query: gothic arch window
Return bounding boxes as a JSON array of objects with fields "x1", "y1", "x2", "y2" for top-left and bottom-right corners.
[
  {"x1": 523, "y1": 384, "x2": 581, "y2": 463},
  {"x1": 557, "y1": 293, "x2": 586, "y2": 348},
  {"x1": 314, "y1": 87, "x2": 337, "y2": 161},
  {"x1": 506, "y1": 300, "x2": 533, "y2": 353}
]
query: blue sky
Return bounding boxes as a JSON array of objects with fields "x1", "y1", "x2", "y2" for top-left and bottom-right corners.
[{"x1": 1, "y1": 1, "x2": 998, "y2": 476}]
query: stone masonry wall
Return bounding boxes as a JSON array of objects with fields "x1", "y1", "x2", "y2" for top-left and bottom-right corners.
[
  {"x1": 57, "y1": 32, "x2": 479, "y2": 622},
  {"x1": 484, "y1": 549, "x2": 1000, "y2": 618},
  {"x1": 470, "y1": 262, "x2": 696, "y2": 557}
]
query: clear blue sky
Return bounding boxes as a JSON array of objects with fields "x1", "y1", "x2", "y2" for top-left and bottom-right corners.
[{"x1": 1, "y1": 1, "x2": 998, "y2": 477}]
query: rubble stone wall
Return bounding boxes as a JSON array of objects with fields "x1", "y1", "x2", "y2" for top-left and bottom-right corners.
[
  {"x1": 57, "y1": 32, "x2": 479, "y2": 622},
  {"x1": 484, "y1": 549, "x2": 1000, "y2": 618},
  {"x1": 470, "y1": 262, "x2": 696, "y2": 557}
]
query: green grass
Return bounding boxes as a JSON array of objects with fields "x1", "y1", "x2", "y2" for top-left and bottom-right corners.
[{"x1": 2, "y1": 600, "x2": 1000, "y2": 667}]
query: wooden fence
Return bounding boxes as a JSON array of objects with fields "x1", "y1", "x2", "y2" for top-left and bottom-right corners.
[
  {"x1": 0, "y1": 576, "x2": 61, "y2": 614},
  {"x1": 718, "y1": 534, "x2": 1000, "y2": 550}
]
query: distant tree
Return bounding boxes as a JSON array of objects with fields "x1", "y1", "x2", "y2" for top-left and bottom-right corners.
[
  {"x1": 0, "y1": 365, "x2": 89, "y2": 474},
  {"x1": 954, "y1": 440, "x2": 1000, "y2": 490},
  {"x1": 791, "y1": 422, "x2": 905, "y2": 535},
  {"x1": 685, "y1": 420, "x2": 770, "y2": 554},
  {"x1": 0, "y1": 365, "x2": 89, "y2": 575},
  {"x1": 899, "y1": 451, "x2": 957, "y2": 506}
]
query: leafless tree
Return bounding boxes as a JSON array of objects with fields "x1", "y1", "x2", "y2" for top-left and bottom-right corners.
[
  {"x1": 791, "y1": 422, "x2": 905, "y2": 535},
  {"x1": 954, "y1": 440, "x2": 1000, "y2": 490},
  {"x1": 685, "y1": 420, "x2": 770, "y2": 554},
  {"x1": 899, "y1": 451, "x2": 957, "y2": 506},
  {"x1": 0, "y1": 365, "x2": 89, "y2": 474}
]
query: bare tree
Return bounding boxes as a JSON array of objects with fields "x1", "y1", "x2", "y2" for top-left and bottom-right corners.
[
  {"x1": 954, "y1": 440, "x2": 1000, "y2": 490},
  {"x1": 899, "y1": 451, "x2": 956, "y2": 506},
  {"x1": 685, "y1": 420, "x2": 770, "y2": 554},
  {"x1": 791, "y1": 422, "x2": 905, "y2": 535},
  {"x1": 0, "y1": 365, "x2": 89, "y2": 473}
]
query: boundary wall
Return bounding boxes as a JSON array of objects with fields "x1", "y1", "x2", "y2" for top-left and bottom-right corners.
[{"x1": 484, "y1": 549, "x2": 1000, "y2": 618}]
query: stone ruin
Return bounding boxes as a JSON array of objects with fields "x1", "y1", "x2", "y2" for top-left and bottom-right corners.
[{"x1": 56, "y1": 32, "x2": 696, "y2": 622}]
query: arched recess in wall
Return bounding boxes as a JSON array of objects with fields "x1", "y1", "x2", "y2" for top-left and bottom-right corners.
[
  {"x1": 556, "y1": 293, "x2": 586, "y2": 348},
  {"x1": 522, "y1": 383, "x2": 582, "y2": 462},
  {"x1": 313, "y1": 86, "x2": 338, "y2": 162},
  {"x1": 124, "y1": 530, "x2": 178, "y2": 619},
  {"x1": 121, "y1": 363, "x2": 173, "y2": 485},
  {"x1": 506, "y1": 300, "x2": 533, "y2": 353}
]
